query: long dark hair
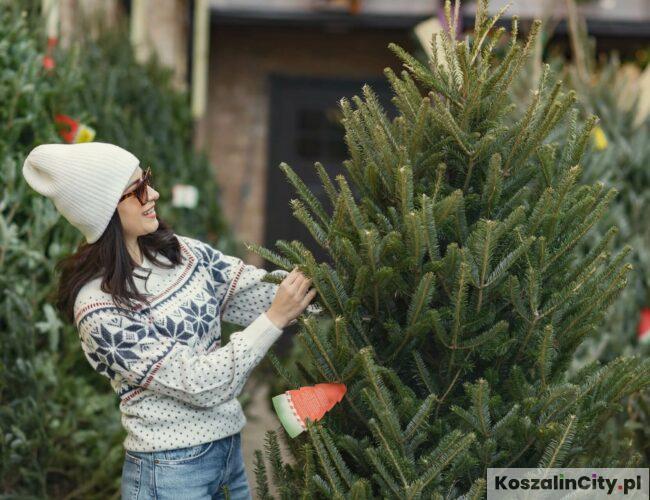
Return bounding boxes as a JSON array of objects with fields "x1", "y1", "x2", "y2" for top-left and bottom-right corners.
[{"x1": 54, "y1": 211, "x2": 183, "y2": 324}]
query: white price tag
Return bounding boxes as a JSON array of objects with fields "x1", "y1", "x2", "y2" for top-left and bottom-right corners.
[{"x1": 172, "y1": 184, "x2": 199, "y2": 208}]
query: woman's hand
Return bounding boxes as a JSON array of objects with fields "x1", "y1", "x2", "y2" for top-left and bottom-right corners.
[{"x1": 266, "y1": 268, "x2": 318, "y2": 329}]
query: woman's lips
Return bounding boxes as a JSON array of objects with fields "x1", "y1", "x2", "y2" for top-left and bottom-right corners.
[{"x1": 143, "y1": 209, "x2": 156, "y2": 218}]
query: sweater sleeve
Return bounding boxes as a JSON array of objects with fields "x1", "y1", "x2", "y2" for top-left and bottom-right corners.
[
  {"x1": 220, "y1": 263, "x2": 323, "y2": 325},
  {"x1": 179, "y1": 234, "x2": 323, "y2": 326},
  {"x1": 75, "y1": 306, "x2": 283, "y2": 409},
  {"x1": 218, "y1": 254, "x2": 285, "y2": 326},
  {"x1": 179, "y1": 234, "x2": 286, "y2": 326}
]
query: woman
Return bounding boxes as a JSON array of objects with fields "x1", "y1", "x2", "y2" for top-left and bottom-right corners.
[{"x1": 22, "y1": 142, "x2": 318, "y2": 499}]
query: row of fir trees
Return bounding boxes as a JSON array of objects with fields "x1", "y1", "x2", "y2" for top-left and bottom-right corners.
[{"x1": 0, "y1": 1, "x2": 233, "y2": 496}]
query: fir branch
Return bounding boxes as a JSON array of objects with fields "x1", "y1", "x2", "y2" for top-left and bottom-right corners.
[
  {"x1": 314, "y1": 161, "x2": 338, "y2": 208},
  {"x1": 404, "y1": 394, "x2": 436, "y2": 441},
  {"x1": 268, "y1": 350, "x2": 300, "y2": 388},
  {"x1": 302, "y1": 316, "x2": 341, "y2": 381},
  {"x1": 365, "y1": 447, "x2": 403, "y2": 497},
  {"x1": 290, "y1": 199, "x2": 329, "y2": 249},
  {"x1": 244, "y1": 241, "x2": 292, "y2": 270},
  {"x1": 407, "y1": 272, "x2": 436, "y2": 326},
  {"x1": 275, "y1": 239, "x2": 305, "y2": 265},
  {"x1": 253, "y1": 450, "x2": 272, "y2": 500},
  {"x1": 367, "y1": 418, "x2": 409, "y2": 489},
  {"x1": 387, "y1": 42, "x2": 462, "y2": 108},
  {"x1": 472, "y1": 379, "x2": 492, "y2": 437},
  {"x1": 458, "y1": 478, "x2": 487, "y2": 500},
  {"x1": 280, "y1": 162, "x2": 330, "y2": 228},
  {"x1": 450, "y1": 260, "x2": 470, "y2": 364},
  {"x1": 485, "y1": 235, "x2": 535, "y2": 288},
  {"x1": 422, "y1": 194, "x2": 441, "y2": 261},
  {"x1": 397, "y1": 165, "x2": 414, "y2": 217},
  {"x1": 538, "y1": 414, "x2": 577, "y2": 468},
  {"x1": 429, "y1": 91, "x2": 471, "y2": 156},
  {"x1": 297, "y1": 333, "x2": 336, "y2": 381},
  {"x1": 432, "y1": 163, "x2": 447, "y2": 203},
  {"x1": 492, "y1": 403, "x2": 521, "y2": 436},
  {"x1": 405, "y1": 211, "x2": 425, "y2": 272},
  {"x1": 456, "y1": 320, "x2": 508, "y2": 350},
  {"x1": 361, "y1": 388, "x2": 404, "y2": 451},
  {"x1": 544, "y1": 186, "x2": 617, "y2": 270},
  {"x1": 362, "y1": 84, "x2": 399, "y2": 154},
  {"x1": 336, "y1": 174, "x2": 366, "y2": 232},
  {"x1": 412, "y1": 351, "x2": 438, "y2": 395},
  {"x1": 481, "y1": 153, "x2": 503, "y2": 217},
  {"x1": 316, "y1": 425, "x2": 357, "y2": 488},
  {"x1": 502, "y1": 88, "x2": 542, "y2": 175},
  {"x1": 359, "y1": 349, "x2": 392, "y2": 409},
  {"x1": 470, "y1": 1, "x2": 511, "y2": 66},
  {"x1": 299, "y1": 443, "x2": 316, "y2": 500},
  {"x1": 410, "y1": 430, "x2": 476, "y2": 495},
  {"x1": 384, "y1": 67, "x2": 419, "y2": 122},
  {"x1": 307, "y1": 422, "x2": 344, "y2": 494},
  {"x1": 536, "y1": 324, "x2": 556, "y2": 390},
  {"x1": 264, "y1": 431, "x2": 290, "y2": 496}
]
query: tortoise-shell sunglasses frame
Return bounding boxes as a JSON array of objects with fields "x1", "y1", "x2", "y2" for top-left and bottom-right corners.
[{"x1": 118, "y1": 166, "x2": 153, "y2": 205}]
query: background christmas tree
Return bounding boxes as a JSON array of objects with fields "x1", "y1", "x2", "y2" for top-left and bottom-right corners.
[
  {"x1": 561, "y1": 4, "x2": 650, "y2": 465},
  {"x1": 251, "y1": 1, "x2": 650, "y2": 497},
  {"x1": 507, "y1": 0, "x2": 650, "y2": 465},
  {"x1": 0, "y1": 1, "x2": 233, "y2": 496}
]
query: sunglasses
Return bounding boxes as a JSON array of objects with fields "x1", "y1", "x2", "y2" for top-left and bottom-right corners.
[{"x1": 119, "y1": 166, "x2": 153, "y2": 205}]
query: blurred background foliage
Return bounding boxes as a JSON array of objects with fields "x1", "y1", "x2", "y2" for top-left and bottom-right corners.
[{"x1": 0, "y1": 1, "x2": 238, "y2": 497}]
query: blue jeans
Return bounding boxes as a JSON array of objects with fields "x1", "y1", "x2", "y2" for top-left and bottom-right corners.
[{"x1": 121, "y1": 432, "x2": 252, "y2": 499}]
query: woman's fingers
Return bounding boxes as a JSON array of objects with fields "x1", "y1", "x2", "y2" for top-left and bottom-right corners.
[
  {"x1": 301, "y1": 288, "x2": 317, "y2": 306},
  {"x1": 297, "y1": 277, "x2": 312, "y2": 296},
  {"x1": 285, "y1": 267, "x2": 300, "y2": 285}
]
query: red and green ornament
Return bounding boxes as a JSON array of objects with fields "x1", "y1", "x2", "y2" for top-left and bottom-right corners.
[
  {"x1": 272, "y1": 382, "x2": 346, "y2": 438},
  {"x1": 54, "y1": 114, "x2": 96, "y2": 143}
]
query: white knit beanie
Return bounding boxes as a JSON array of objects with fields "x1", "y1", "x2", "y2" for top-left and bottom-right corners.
[{"x1": 22, "y1": 142, "x2": 140, "y2": 244}]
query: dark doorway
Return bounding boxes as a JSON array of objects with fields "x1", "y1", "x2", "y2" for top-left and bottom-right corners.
[{"x1": 264, "y1": 74, "x2": 395, "y2": 269}]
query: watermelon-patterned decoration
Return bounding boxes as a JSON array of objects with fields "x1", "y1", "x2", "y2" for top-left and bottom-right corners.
[
  {"x1": 272, "y1": 382, "x2": 346, "y2": 438},
  {"x1": 638, "y1": 307, "x2": 650, "y2": 344},
  {"x1": 54, "y1": 114, "x2": 96, "y2": 143}
]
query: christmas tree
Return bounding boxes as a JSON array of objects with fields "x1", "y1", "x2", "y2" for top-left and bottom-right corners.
[{"x1": 250, "y1": 1, "x2": 650, "y2": 497}]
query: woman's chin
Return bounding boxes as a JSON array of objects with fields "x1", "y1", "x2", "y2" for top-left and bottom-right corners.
[{"x1": 144, "y1": 218, "x2": 159, "y2": 232}]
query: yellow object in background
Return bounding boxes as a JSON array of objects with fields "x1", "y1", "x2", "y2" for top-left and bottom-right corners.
[
  {"x1": 74, "y1": 124, "x2": 96, "y2": 143},
  {"x1": 592, "y1": 125, "x2": 608, "y2": 151}
]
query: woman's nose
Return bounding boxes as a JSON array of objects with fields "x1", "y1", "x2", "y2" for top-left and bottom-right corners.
[{"x1": 147, "y1": 185, "x2": 159, "y2": 201}]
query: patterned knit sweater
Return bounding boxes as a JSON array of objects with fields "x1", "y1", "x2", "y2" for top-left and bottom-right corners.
[{"x1": 73, "y1": 234, "x2": 296, "y2": 452}]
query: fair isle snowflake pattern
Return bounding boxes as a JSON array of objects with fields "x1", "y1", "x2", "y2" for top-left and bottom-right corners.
[
  {"x1": 178, "y1": 289, "x2": 220, "y2": 341},
  {"x1": 83, "y1": 310, "x2": 174, "y2": 385},
  {"x1": 190, "y1": 237, "x2": 231, "y2": 290},
  {"x1": 86, "y1": 314, "x2": 149, "y2": 380}
]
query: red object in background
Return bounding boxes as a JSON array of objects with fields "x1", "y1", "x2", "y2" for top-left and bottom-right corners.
[
  {"x1": 42, "y1": 37, "x2": 58, "y2": 71},
  {"x1": 638, "y1": 307, "x2": 650, "y2": 344},
  {"x1": 312, "y1": 0, "x2": 361, "y2": 15},
  {"x1": 54, "y1": 114, "x2": 79, "y2": 143},
  {"x1": 42, "y1": 56, "x2": 55, "y2": 70}
]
